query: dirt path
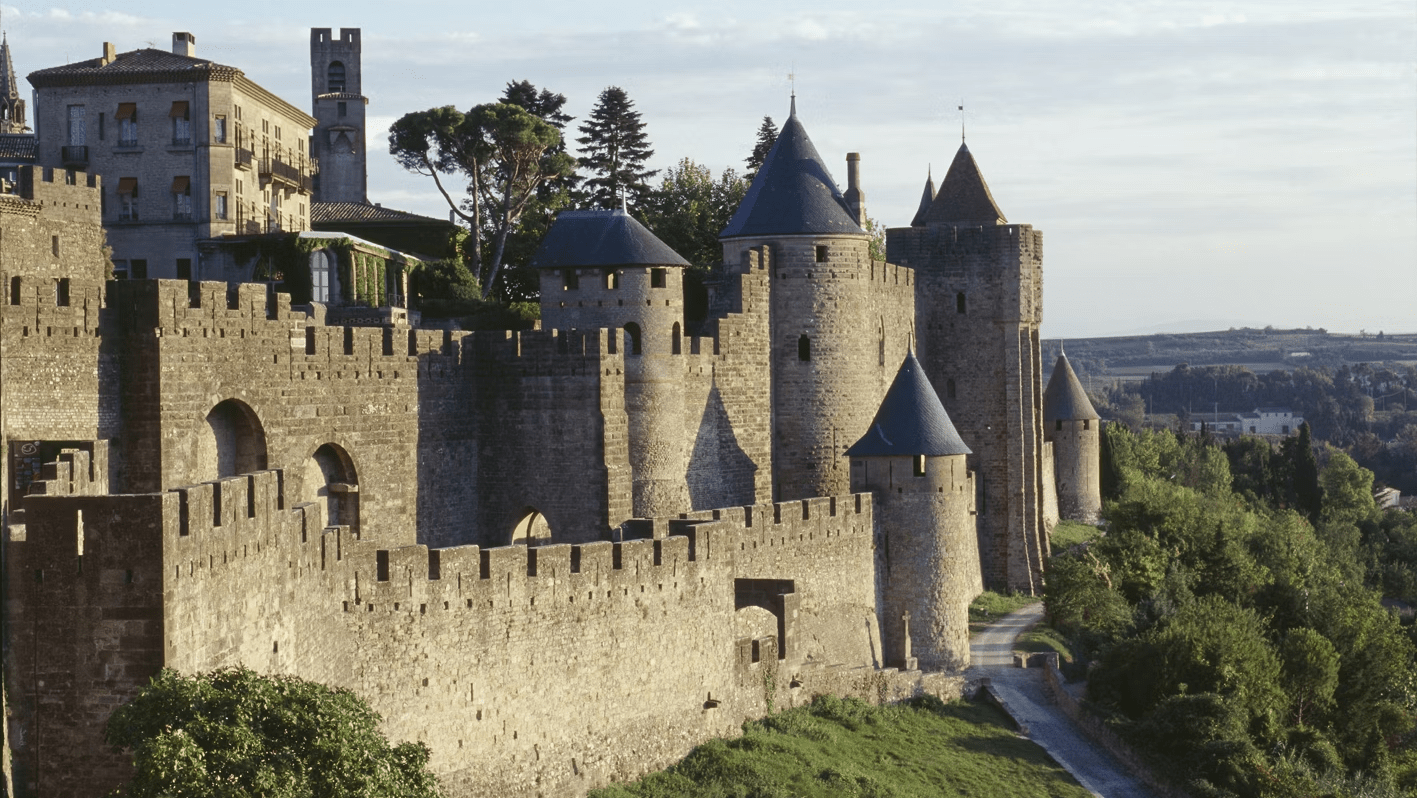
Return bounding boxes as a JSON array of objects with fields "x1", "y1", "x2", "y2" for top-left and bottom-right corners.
[{"x1": 967, "y1": 603, "x2": 1158, "y2": 798}]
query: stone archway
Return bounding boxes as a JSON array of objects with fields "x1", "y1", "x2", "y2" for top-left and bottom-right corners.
[
  {"x1": 303, "y1": 443, "x2": 358, "y2": 532},
  {"x1": 510, "y1": 508, "x2": 552, "y2": 546},
  {"x1": 197, "y1": 399, "x2": 267, "y2": 483}
]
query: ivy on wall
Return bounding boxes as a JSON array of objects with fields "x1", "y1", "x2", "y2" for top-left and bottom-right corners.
[{"x1": 239, "y1": 234, "x2": 415, "y2": 307}]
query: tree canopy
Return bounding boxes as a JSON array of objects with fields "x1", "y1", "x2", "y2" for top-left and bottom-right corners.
[
  {"x1": 105, "y1": 667, "x2": 443, "y2": 798},
  {"x1": 388, "y1": 101, "x2": 573, "y2": 299},
  {"x1": 577, "y1": 86, "x2": 657, "y2": 210}
]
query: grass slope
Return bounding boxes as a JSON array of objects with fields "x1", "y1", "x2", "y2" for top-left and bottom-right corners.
[{"x1": 590, "y1": 695, "x2": 1092, "y2": 798}]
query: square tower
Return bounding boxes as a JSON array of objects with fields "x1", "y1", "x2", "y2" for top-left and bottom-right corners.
[{"x1": 310, "y1": 28, "x2": 367, "y2": 204}]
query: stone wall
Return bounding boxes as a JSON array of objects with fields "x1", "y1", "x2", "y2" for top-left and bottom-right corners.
[
  {"x1": 1047, "y1": 419, "x2": 1101, "y2": 524},
  {"x1": 6, "y1": 466, "x2": 961, "y2": 798}
]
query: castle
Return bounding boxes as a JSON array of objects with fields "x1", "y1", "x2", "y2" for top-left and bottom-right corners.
[{"x1": 0, "y1": 28, "x2": 1101, "y2": 798}]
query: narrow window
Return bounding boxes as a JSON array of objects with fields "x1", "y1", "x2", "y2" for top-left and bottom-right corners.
[
  {"x1": 672, "y1": 322, "x2": 681, "y2": 355},
  {"x1": 56, "y1": 279, "x2": 69, "y2": 306},
  {"x1": 98, "y1": 112, "x2": 105, "y2": 141},
  {"x1": 623, "y1": 323, "x2": 642, "y2": 355},
  {"x1": 213, "y1": 115, "x2": 227, "y2": 144},
  {"x1": 328, "y1": 61, "x2": 346, "y2": 93},
  {"x1": 563, "y1": 270, "x2": 578, "y2": 290},
  {"x1": 337, "y1": 101, "x2": 347, "y2": 118},
  {"x1": 946, "y1": 378, "x2": 956, "y2": 400},
  {"x1": 117, "y1": 177, "x2": 139, "y2": 220},
  {"x1": 798, "y1": 334, "x2": 811, "y2": 362},
  {"x1": 650, "y1": 268, "x2": 666, "y2": 288},
  {"x1": 214, "y1": 192, "x2": 228, "y2": 220},
  {"x1": 8, "y1": 276, "x2": 19, "y2": 304},
  {"x1": 815, "y1": 245, "x2": 828, "y2": 263},
  {"x1": 956, "y1": 292, "x2": 966, "y2": 314},
  {"x1": 1055, "y1": 419, "x2": 1063, "y2": 432},
  {"x1": 170, "y1": 101, "x2": 191, "y2": 145},
  {"x1": 176, "y1": 259, "x2": 192, "y2": 281},
  {"x1": 51, "y1": 235, "x2": 59, "y2": 257},
  {"x1": 66, "y1": 105, "x2": 85, "y2": 146},
  {"x1": 116, "y1": 103, "x2": 137, "y2": 147},
  {"x1": 172, "y1": 176, "x2": 192, "y2": 220},
  {"x1": 913, "y1": 455, "x2": 926, "y2": 476},
  {"x1": 603, "y1": 269, "x2": 619, "y2": 290}
]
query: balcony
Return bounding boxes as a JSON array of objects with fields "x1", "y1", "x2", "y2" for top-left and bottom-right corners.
[
  {"x1": 61, "y1": 145, "x2": 88, "y2": 168},
  {"x1": 259, "y1": 156, "x2": 318, "y2": 194},
  {"x1": 234, "y1": 147, "x2": 254, "y2": 170}
]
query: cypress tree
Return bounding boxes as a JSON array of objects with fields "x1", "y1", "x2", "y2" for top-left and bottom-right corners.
[
  {"x1": 576, "y1": 86, "x2": 657, "y2": 210},
  {"x1": 745, "y1": 116, "x2": 778, "y2": 181}
]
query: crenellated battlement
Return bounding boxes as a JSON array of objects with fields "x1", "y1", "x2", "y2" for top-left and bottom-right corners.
[{"x1": 470, "y1": 326, "x2": 619, "y2": 377}]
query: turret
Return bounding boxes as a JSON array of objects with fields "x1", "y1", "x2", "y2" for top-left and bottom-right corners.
[
  {"x1": 532, "y1": 209, "x2": 690, "y2": 518},
  {"x1": 889, "y1": 139, "x2": 1048, "y2": 595},
  {"x1": 0, "y1": 32, "x2": 29, "y2": 133},
  {"x1": 908, "y1": 167, "x2": 934, "y2": 227},
  {"x1": 1042, "y1": 353, "x2": 1101, "y2": 524},
  {"x1": 847, "y1": 352, "x2": 981, "y2": 671},
  {"x1": 721, "y1": 100, "x2": 901, "y2": 503}
]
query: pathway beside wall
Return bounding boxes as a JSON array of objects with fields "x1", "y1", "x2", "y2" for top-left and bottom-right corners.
[{"x1": 969, "y1": 604, "x2": 1159, "y2": 798}]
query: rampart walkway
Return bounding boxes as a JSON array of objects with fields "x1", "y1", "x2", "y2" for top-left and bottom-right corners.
[{"x1": 968, "y1": 603, "x2": 1159, "y2": 798}]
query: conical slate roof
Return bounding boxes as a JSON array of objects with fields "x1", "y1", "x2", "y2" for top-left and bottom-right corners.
[
  {"x1": 909, "y1": 169, "x2": 936, "y2": 227},
  {"x1": 530, "y1": 209, "x2": 689, "y2": 269},
  {"x1": 923, "y1": 142, "x2": 1006, "y2": 225},
  {"x1": 845, "y1": 351, "x2": 971, "y2": 457},
  {"x1": 1042, "y1": 354, "x2": 1100, "y2": 423},
  {"x1": 720, "y1": 103, "x2": 865, "y2": 239},
  {"x1": 0, "y1": 35, "x2": 16, "y2": 100}
]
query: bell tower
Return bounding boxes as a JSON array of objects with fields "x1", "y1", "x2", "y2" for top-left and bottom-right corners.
[
  {"x1": 309, "y1": 28, "x2": 367, "y2": 204},
  {"x1": 0, "y1": 33, "x2": 28, "y2": 134}
]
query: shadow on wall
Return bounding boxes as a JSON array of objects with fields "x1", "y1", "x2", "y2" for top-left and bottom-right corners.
[{"x1": 687, "y1": 384, "x2": 757, "y2": 510}]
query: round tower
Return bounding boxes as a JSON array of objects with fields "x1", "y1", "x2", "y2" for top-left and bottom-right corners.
[
  {"x1": 532, "y1": 209, "x2": 690, "y2": 519},
  {"x1": 1042, "y1": 353, "x2": 1101, "y2": 524},
  {"x1": 721, "y1": 99, "x2": 896, "y2": 503},
  {"x1": 847, "y1": 352, "x2": 981, "y2": 672}
]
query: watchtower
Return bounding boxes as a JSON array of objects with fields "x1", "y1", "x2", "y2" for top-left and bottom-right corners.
[
  {"x1": 847, "y1": 351, "x2": 981, "y2": 671},
  {"x1": 888, "y1": 142, "x2": 1048, "y2": 594},
  {"x1": 309, "y1": 28, "x2": 367, "y2": 203},
  {"x1": 1042, "y1": 353, "x2": 1101, "y2": 524},
  {"x1": 533, "y1": 209, "x2": 690, "y2": 519},
  {"x1": 721, "y1": 100, "x2": 898, "y2": 503}
]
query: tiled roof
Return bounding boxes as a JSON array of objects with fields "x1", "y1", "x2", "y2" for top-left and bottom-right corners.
[
  {"x1": 531, "y1": 209, "x2": 689, "y2": 269},
  {"x1": 0, "y1": 134, "x2": 36, "y2": 161},
  {"x1": 720, "y1": 104, "x2": 865, "y2": 239},
  {"x1": 909, "y1": 169, "x2": 935, "y2": 227},
  {"x1": 845, "y1": 351, "x2": 971, "y2": 458},
  {"x1": 923, "y1": 142, "x2": 1006, "y2": 225},
  {"x1": 311, "y1": 201, "x2": 447, "y2": 225},
  {"x1": 1042, "y1": 354, "x2": 1100, "y2": 422},
  {"x1": 28, "y1": 47, "x2": 238, "y2": 86}
]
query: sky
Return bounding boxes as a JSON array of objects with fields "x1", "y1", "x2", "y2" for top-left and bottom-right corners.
[{"x1": 3, "y1": 1, "x2": 1414, "y2": 339}]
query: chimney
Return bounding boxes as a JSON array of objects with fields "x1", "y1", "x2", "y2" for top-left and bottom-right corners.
[
  {"x1": 172, "y1": 32, "x2": 195, "y2": 57},
  {"x1": 100, "y1": 42, "x2": 116, "y2": 66},
  {"x1": 844, "y1": 152, "x2": 866, "y2": 227}
]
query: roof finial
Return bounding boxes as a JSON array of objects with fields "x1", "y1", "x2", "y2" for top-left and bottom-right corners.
[
  {"x1": 958, "y1": 100, "x2": 965, "y2": 142},
  {"x1": 620, "y1": 186, "x2": 627, "y2": 213},
  {"x1": 788, "y1": 65, "x2": 796, "y2": 117}
]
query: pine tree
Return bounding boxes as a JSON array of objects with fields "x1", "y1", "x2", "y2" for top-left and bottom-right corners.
[
  {"x1": 745, "y1": 116, "x2": 778, "y2": 181},
  {"x1": 576, "y1": 86, "x2": 657, "y2": 210}
]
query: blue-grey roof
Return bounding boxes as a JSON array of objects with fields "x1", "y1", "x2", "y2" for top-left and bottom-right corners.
[
  {"x1": 1042, "y1": 354, "x2": 1100, "y2": 422},
  {"x1": 909, "y1": 169, "x2": 935, "y2": 227},
  {"x1": 923, "y1": 142, "x2": 1006, "y2": 225},
  {"x1": 845, "y1": 351, "x2": 971, "y2": 457},
  {"x1": 720, "y1": 107, "x2": 865, "y2": 239},
  {"x1": 530, "y1": 209, "x2": 690, "y2": 269}
]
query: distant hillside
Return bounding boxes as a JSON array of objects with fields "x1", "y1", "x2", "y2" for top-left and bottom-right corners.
[{"x1": 1043, "y1": 328, "x2": 1417, "y2": 384}]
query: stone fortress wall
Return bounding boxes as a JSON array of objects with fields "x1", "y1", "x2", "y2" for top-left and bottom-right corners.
[
  {"x1": 8, "y1": 445, "x2": 954, "y2": 797},
  {"x1": 0, "y1": 64, "x2": 1096, "y2": 793}
]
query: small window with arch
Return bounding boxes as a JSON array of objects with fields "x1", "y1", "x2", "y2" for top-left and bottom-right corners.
[
  {"x1": 623, "y1": 323, "x2": 642, "y2": 355},
  {"x1": 651, "y1": 268, "x2": 666, "y2": 288}
]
